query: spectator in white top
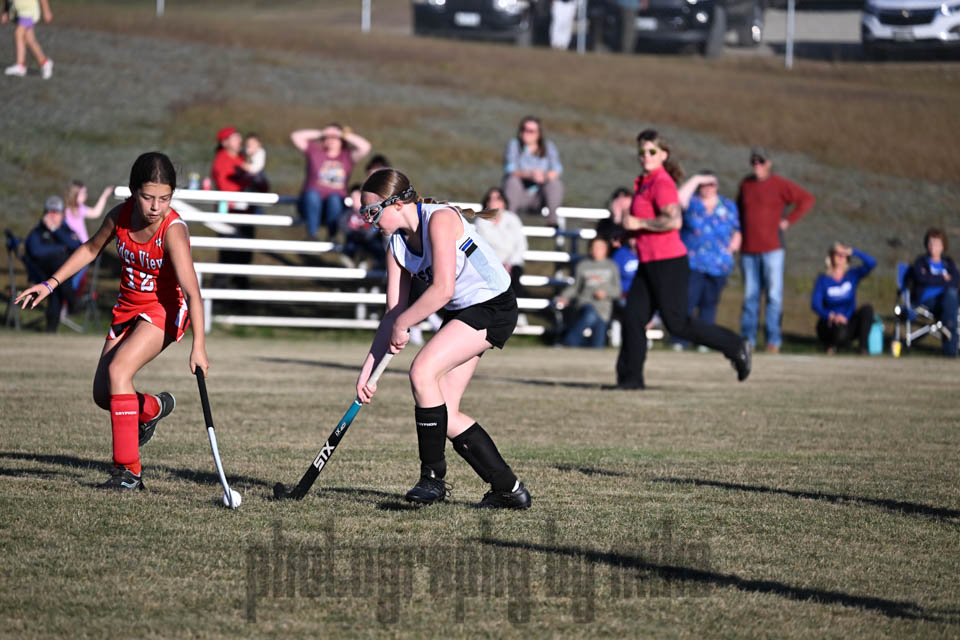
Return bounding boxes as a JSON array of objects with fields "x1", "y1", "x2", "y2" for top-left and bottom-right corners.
[{"x1": 473, "y1": 187, "x2": 527, "y2": 297}]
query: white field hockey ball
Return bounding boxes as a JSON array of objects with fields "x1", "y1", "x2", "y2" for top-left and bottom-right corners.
[{"x1": 222, "y1": 489, "x2": 242, "y2": 509}]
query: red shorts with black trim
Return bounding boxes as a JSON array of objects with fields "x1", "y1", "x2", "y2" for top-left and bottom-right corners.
[{"x1": 108, "y1": 299, "x2": 190, "y2": 343}]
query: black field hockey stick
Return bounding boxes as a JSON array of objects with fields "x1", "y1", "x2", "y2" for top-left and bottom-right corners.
[
  {"x1": 273, "y1": 353, "x2": 394, "y2": 501},
  {"x1": 196, "y1": 368, "x2": 240, "y2": 509}
]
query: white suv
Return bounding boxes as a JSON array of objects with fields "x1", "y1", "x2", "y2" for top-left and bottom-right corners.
[{"x1": 862, "y1": 0, "x2": 960, "y2": 58}]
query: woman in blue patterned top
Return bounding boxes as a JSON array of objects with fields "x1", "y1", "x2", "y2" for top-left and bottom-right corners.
[
  {"x1": 811, "y1": 243, "x2": 876, "y2": 354},
  {"x1": 675, "y1": 171, "x2": 741, "y2": 349}
]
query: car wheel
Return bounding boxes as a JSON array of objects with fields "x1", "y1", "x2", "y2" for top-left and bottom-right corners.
[
  {"x1": 701, "y1": 5, "x2": 726, "y2": 58},
  {"x1": 736, "y1": 2, "x2": 763, "y2": 47}
]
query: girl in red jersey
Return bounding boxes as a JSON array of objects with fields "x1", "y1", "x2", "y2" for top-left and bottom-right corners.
[{"x1": 16, "y1": 152, "x2": 209, "y2": 491}]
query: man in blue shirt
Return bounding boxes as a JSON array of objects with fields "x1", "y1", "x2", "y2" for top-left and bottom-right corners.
[
  {"x1": 811, "y1": 243, "x2": 876, "y2": 354},
  {"x1": 909, "y1": 228, "x2": 958, "y2": 357}
]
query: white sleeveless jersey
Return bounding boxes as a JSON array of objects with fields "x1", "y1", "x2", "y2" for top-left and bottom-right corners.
[{"x1": 389, "y1": 202, "x2": 511, "y2": 310}]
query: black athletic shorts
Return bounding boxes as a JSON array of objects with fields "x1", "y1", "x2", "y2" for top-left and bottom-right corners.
[{"x1": 441, "y1": 290, "x2": 518, "y2": 349}]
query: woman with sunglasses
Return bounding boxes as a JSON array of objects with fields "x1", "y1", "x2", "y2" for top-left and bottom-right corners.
[
  {"x1": 502, "y1": 116, "x2": 564, "y2": 226},
  {"x1": 354, "y1": 168, "x2": 531, "y2": 510},
  {"x1": 615, "y1": 130, "x2": 751, "y2": 390},
  {"x1": 672, "y1": 170, "x2": 742, "y2": 350}
]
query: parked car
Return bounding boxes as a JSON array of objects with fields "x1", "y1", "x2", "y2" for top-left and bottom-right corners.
[
  {"x1": 412, "y1": 0, "x2": 551, "y2": 46},
  {"x1": 861, "y1": 0, "x2": 960, "y2": 58},
  {"x1": 589, "y1": 0, "x2": 766, "y2": 57}
]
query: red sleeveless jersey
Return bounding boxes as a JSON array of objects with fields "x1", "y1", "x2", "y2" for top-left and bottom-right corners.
[{"x1": 113, "y1": 199, "x2": 188, "y2": 311}]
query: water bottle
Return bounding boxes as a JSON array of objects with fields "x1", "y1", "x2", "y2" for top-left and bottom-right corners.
[
  {"x1": 188, "y1": 172, "x2": 200, "y2": 190},
  {"x1": 868, "y1": 318, "x2": 884, "y2": 355}
]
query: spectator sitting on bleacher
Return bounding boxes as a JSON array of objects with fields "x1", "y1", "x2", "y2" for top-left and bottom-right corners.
[
  {"x1": 502, "y1": 116, "x2": 564, "y2": 227},
  {"x1": 211, "y1": 126, "x2": 256, "y2": 288},
  {"x1": 556, "y1": 236, "x2": 620, "y2": 348},
  {"x1": 24, "y1": 195, "x2": 80, "y2": 332},
  {"x1": 811, "y1": 242, "x2": 876, "y2": 355},
  {"x1": 910, "y1": 227, "x2": 959, "y2": 357},
  {"x1": 339, "y1": 183, "x2": 386, "y2": 271},
  {"x1": 473, "y1": 187, "x2": 527, "y2": 298},
  {"x1": 365, "y1": 153, "x2": 390, "y2": 177},
  {"x1": 291, "y1": 124, "x2": 371, "y2": 240},
  {"x1": 241, "y1": 132, "x2": 269, "y2": 192}
]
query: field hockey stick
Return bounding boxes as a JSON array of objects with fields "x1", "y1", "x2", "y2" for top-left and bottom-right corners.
[
  {"x1": 273, "y1": 352, "x2": 394, "y2": 501},
  {"x1": 195, "y1": 368, "x2": 240, "y2": 509}
]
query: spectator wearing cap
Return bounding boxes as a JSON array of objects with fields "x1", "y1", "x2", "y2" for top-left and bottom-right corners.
[
  {"x1": 291, "y1": 124, "x2": 371, "y2": 240},
  {"x1": 737, "y1": 147, "x2": 815, "y2": 353},
  {"x1": 673, "y1": 170, "x2": 741, "y2": 350},
  {"x1": 211, "y1": 126, "x2": 255, "y2": 287},
  {"x1": 24, "y1": 195, "x2": 81, "y2": 332}
]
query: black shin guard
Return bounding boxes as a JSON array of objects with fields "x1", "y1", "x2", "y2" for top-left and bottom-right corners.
[
  {"x1": 415, "y1": 404, "x2": 448, "y2": 479},
  {"x1": 452, "y1": 423, "x2": 517, "y2": 491}
]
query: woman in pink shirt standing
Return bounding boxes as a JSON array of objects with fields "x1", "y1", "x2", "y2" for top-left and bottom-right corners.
[{"x1": 615, "y1": 129, "x2": 751, "y2": 390}]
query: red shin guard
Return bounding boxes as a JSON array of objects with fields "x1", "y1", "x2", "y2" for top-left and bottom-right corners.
[
  {"x1": 111, "y1": 394, "x2": 141, "y2": 475},
  {"x1": 137, "y1": 392, "x2": 160, "y2": 424}
]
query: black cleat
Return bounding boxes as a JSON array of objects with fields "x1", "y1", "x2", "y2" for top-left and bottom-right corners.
[
  {"x1": 405, "y1": 474, "x2": 450, "y2": 505},
  {"x1": 97, "y1": 466, "x2": 145, "y2": 491},
  {"x1": 479, "y1": 481, "x2": 531, "y2": 510},
  {"x1": 732, "y1": 339, "x2": 752, "y2": 382},
  {"x1": 139, "y1": 392, "x2": 175, "y2": 447}
]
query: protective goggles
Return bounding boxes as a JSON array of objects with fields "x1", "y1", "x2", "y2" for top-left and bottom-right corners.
[{"x1": 359, "y1": 186, "x2": 415, "y2": 225}]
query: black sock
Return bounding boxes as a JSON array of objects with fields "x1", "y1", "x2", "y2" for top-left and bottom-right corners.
[
  {"x1": 452, "y1": 423, "x2": 517, "y2": 492},
  {"x1": 415, "y1": 404, "x2": 447, "y2": 479}
]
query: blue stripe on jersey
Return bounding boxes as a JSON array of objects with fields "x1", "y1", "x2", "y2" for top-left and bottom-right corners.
[{"x1": 459, "y1": 238, "x2": 474, "y2": 252}]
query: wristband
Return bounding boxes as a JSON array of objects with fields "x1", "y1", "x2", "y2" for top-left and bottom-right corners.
[
  {"x1": 42, "y1": 281, "x2": 54, "y2": 294},
  {"x1": 49, "y1": 275, "x2": 60, "y2": 287}
]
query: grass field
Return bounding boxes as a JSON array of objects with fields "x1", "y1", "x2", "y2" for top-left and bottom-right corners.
[{"x1": 1, "y1": 332, "x2": 958, "y2": 638}]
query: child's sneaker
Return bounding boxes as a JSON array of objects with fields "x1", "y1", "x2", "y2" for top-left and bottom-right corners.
[
  {"x1": 4, "y1": 64, "x2": 27, "y2": 77},
  {"x1": 41, "y1": 59, "x2": 53, "y2": 79}
]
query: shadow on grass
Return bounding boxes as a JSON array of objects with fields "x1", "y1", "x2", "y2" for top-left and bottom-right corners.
[
  {"x1": 0, "y1": 451, "x2": 273, "y2": 489},
  {"x1": 323, "y1": 486, "x2": 477, "y2": 509},
  {"x1": 654, "y1": 477, "x2": 960, "y2": 523},
  {"x1": 256, "y1": 357, "x2": 605, "y2": 391},
  {"x1": 0, "y1": 466, "x2": 82, "y2": 479},
  {"x1": 554, "y1": 465, "x2": 627, "y2": 477},
  {"x1": 479, "y1": 536, "x2": 956, "y2": 623}
]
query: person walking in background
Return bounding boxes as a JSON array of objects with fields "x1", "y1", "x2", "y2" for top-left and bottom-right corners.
[
  {"x1": 615, "y1": 129, "x2": 750, "y2": 390},
  {"x1": 556, "y1": 236, "x2": 620, "y2": 348},
  {"x1": 674, "y1": 170, "x2": 741, "y2": 350},
  {"x1": 16, "y1": 152, "x2": 209, "y2": 491},
  {"x1": 291, "y1": 124, "x2": 371, "y2": 239},
  {"x1": 2, "y1": 0, "x2": 53, "y2": 78},
  {"x1": 909, "y1": 228, "x2": 958, "y2": 357},
  {"x1": 811, "y1": 243, "x2": 876, "y2": 354},
  {"x1": 502, "y1": 116, "x2": 564, "y2": 227},
  {"x1": 473, "y1": 187, "x2": 527, "y2": 297},
  {"x1": 24, "y1": 195, "x2": 80, "y2": 332},
  {"x1": 737, "y1": 147, "x2": 815, "y2": 353}
]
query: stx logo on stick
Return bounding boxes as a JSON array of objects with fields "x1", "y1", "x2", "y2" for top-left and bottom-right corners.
[{"x1": 312, "y1": 441, "x2": 335, "y2": 471}]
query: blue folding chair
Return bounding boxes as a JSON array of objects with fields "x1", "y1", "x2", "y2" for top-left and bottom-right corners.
[{"x1": 893, "y1": 262, "x2": 952, "y2": 351}]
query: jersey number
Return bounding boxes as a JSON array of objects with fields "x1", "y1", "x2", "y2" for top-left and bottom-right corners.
[{"x1": 125, "y1": 267, "x2": 156, "y2": 292}]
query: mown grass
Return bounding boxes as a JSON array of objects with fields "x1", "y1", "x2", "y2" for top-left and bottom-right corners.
[{"x1": 0, "y1": 332, "x2": 958, "y2": 638}]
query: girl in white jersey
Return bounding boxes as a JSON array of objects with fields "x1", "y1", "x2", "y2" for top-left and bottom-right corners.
[{"x1": 355, "y1": 169, "x2": 531, "y2": 510}]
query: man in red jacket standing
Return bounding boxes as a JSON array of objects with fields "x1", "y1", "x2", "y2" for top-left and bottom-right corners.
[{"x1": 737, "y1": 147, "x2": 815, "y2": 353}]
